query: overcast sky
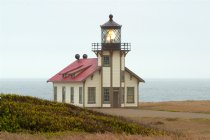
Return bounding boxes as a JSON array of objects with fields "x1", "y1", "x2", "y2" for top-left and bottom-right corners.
[{"x1": 0, "y1": 0, "x2": 210, "y2": 79}]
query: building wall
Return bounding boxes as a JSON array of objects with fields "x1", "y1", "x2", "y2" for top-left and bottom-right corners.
[
  {"x1": 103, "y1": 67, "x2": 111, "y2": 87},
  {"x1": 102, "y1": 51, "x2": 111, "y2": 87},
  {"x1": 53, "y1": 82, "x2": 83, "y2": 107},
  {"x1": 112, "y1": 51, "x2": 120, "y2": 87},
  {"x1": 102, "y1": 104, "x2": 111, "y2": 107},
  {"x1": 121, "y1": 54, "x2": 125, "y2": 107},
  {"x1": 84, "y1": 70, "x2": 102, "y2": 107},
  {"x1": 53, "y1": 50, "x2": 140, "y2": 108},
  {"x1": 103, "y1": 51, "x2": 110, "y2": 55},
  {"x1": 98, "y1": 54, "x2": 101, "y2": 66},
  {"x1": 124, "y1": 70, "x2": 138, "y2": 107}
]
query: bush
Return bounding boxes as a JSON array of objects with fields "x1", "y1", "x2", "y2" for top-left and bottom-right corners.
[{"x1": 0, "y1": 94, "x2": 165, "y2": 135}]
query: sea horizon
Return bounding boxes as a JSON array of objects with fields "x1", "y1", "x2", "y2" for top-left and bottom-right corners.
[{"x1": 1, "y1": 78, "x2": 210, "y2": 102}]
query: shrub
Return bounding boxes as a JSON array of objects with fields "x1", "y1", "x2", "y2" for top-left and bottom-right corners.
[{"x1": 0, "y1": 94, "x2": 165, "y2": 135}]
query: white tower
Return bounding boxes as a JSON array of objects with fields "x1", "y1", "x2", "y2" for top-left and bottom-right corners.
[{"x1": 92, "y1": 14, "x2": 131, "y2": 107}]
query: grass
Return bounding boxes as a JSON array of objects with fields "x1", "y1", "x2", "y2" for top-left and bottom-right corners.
[
  {"x1": 0, "y1": 94, "x2": 165, "y2": 136},
  {"x1": 129, "y1": 116, "x2": 210, "y2": 139},
  {"x1": 139, "y1": 100, "x2": 210, "y2": 114},
  {"x1": 0, "y1": 131, "x2": 196, "y2": 140}
]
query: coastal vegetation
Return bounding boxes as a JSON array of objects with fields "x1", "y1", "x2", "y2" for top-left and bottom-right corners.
[
  {"x1": 0, "y1": 131, "x2": 193, "y2": 140},
  {"x1": 0, "y1": 94, "x2": 165, "y2": 136},
  {"x1": 1, "y1": 94, "x2": 210, "y2": 139},
  {"x1": 139, "y1": 100, "x2": 210, "y2": 114}
]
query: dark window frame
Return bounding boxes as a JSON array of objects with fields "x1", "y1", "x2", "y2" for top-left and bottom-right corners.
[
  {"x1": 103, "y1": 87, "x2": 110, "y2": 104},
  {"x1": 103, "y1": 55, "x2": 110, "y2": 67},
  {"x1": 62, "y1": 86, "x2": 66, "y2": 103},
  {"x1": 70, "y1": 87, "x2": 74, "y2": 103},
  {"x1": 88, "y1": 87, "x2": 96, "y2": 104},
  {"x1": 54, "y1": 86, "x2": 57, "y2": 101},
  {"x1": 127, "y1": 87, "x2": 134, "y2": 103},
  {"x1": 71, "y1": 73, "x2": 76, "y2": 78},
  {"x1": 79, "y1": 87, "x2": 83, "y2": 104}
]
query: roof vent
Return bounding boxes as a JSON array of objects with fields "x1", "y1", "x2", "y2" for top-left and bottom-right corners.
[
  {"x1": 83, "y1": 54, "x2": 88, "y2": 59},
  {"x1": 75, "y1": 54, "x2": 80, "y2": 60}
]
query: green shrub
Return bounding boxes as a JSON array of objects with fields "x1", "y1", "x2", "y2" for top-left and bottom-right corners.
[{"x1": 0, "y1": 94, "x2": 165, "y2": 135}]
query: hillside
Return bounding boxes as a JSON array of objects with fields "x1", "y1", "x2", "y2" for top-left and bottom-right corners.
[{"x1": 0, "y1": 94, "x2": 164, "y2": 136}]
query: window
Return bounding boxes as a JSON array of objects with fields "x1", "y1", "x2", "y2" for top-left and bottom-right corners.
[
  {"x1": 63, "y1": 74, "x2": 67, "y2": 78},
  {"x1": 101, "y1": 28, "x2": 121, "y2": 43},
  {"x1": 121, "y1": 88, "x2": 124, "y2": 103},
  {"x1": 71, "y1": 73, "x2": 76, "y2": 78},
  {"x1": 71, "y1": 87, "x2": 74, "y2": 103},
  {"x1": 88, "y1": 87, "x2": 96, "y2": 104},
  {"x1": 103, "y1": 56, "x2": 110, "y2": 66},
  {"x1": 54, "y1": 86, "x2": 57, "y2": 101},
  {"x1": 127, "y1": 87, "x2": 134, "y2": 103},
  {"x1": 103, "y1": 88, "x2": 110, "y2": 103},
  {"x1": 79, "y1": 87, "x2": 83, "y2": 104},
  {"x1": 62, "y1": 87, "x2": 66, "y2": 103}
]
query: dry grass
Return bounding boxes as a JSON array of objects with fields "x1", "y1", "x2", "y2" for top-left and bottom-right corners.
[
  {"x1": 139, "y1": 100, "x2": 210, "y2": 114},
  {"x1": 0, "y1": 132, "x2": 196, "y2": 140},
  {"x1": 129, "y1": 117, "x2": 210, "y2": 140}
]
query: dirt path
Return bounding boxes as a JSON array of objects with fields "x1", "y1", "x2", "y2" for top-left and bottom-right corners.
[{"x1": 92, "y1": 108, "x2": 210, "y2": 119}]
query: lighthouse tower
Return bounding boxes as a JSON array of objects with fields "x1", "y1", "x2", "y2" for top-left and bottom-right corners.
[
  {"x1": 48, "y1": 14, "x2": 144, "y2": 108},
  {"x1": 92, "y1": 14, "x2": 131, "y2": 107}
]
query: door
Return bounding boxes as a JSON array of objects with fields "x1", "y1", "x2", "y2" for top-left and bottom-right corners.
[{"x1": 113, "y1": 91, "x2": 119, "y2": 108}]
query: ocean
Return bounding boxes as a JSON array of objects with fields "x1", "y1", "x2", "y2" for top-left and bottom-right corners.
[{"x1": 0, "y1": 79, "x2": 210, "y2": 102}]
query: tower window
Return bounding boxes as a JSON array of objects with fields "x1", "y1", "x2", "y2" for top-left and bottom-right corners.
[
  {"x1": 103, "y1": 56, "x2": 110, "y2": 66},
  {"x1": 101, "y1": 29, "x2": 121, "y2": 43}
]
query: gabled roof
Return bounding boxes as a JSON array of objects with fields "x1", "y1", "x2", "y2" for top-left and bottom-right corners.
[
  {"x1": 125, "y1": 67, "x2": 145, "y2": 83},
  {"x1": 47, "y1": 58, "x2": 100, "y2": 82},
  {"x1": 48, "y1": 58, "x2": 145, "y2": 83}
]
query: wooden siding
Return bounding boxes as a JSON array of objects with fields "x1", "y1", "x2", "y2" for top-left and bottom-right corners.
[
  {"x1": 85, "y1": 71, "x2": 101, "y2": 107},
  {"x1": 102, "y1": 67, "x2": 111, "y2": 87},
  {"x1": 53, "y1": 82, "x2": 83, "y2": 107},
  {"x1": 112, "y1": 51, "x2": 120, "y2": 87},
  {"x1": 124, "y1": 71, "x2": 138, "y2": 107}
]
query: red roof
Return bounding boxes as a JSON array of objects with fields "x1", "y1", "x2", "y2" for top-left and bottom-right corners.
[{"x1": 47, "y1": 58, "x2": 100, "y2": 82}]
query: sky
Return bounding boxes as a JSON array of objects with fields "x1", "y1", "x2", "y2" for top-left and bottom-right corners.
[{"x1": 0, "y1": 0, "x2": 210, "y2": 79}]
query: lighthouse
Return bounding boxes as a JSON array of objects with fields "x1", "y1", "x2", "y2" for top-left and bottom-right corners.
[{"x1": 48, "y1": 15, "x2": 144, "y2": 108}]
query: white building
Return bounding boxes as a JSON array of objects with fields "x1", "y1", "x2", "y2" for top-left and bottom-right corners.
[{"x1": 48, "y1": 14, "x2": 144, "y2": 108}]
